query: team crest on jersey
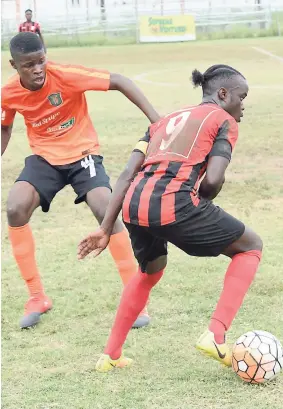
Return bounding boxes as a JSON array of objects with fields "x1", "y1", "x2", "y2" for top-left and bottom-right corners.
[{"x1": 48, "y1": 92, "x2": 63, "y2": 107}]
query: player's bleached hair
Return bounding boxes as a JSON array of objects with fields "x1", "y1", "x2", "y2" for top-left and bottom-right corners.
[
  {"x1": 10, "y1": 32, "x2": 43, "y2": 59},
  {"x1": 191, "y1": 64, "x2": 245, "y2": 95}
]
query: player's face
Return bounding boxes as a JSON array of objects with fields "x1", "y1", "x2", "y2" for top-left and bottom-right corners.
[
  {"x1": 10, "y1": 50, "x2": 47, "y2": 91},
  {"x1": 25, "y1": 11, "x2": 32, "y2": 21},
  {"x1": 219, "y1": 77, "x2": 249, "y2": 123}
]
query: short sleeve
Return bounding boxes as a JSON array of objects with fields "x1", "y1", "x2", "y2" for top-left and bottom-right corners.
[
  {"x1": 1, "y1": 105, "x2": 16, "y2": 126},
  {"x1": 209, "y1": 118, "x2": 238, "y2": 161},
  {"x1": 76, "y1": 69, "x2": 110, "y2": 92},
  {"x1": 133, "y1": 128, "x2": 150, "y2": 154},
  {"x1": 19, "y1": 24, "x2": 22, "y2": 32},
  {"x1": 209, "y1": 138, "x2": 232, "y2": 161},
  {"x1": 48, "y1": 63, "x2": 110, "y2": 92}
]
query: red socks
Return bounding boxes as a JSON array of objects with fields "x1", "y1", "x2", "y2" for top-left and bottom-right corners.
[
  {"x1": 209, "y1": 250, "x2": 262, "y2": 343},
  {"x1": 104, "y1": 268, "x2": 164, "y2": 359},
  {"x1": 103, "y1": 249, "x2": 261, "y2": 357}
]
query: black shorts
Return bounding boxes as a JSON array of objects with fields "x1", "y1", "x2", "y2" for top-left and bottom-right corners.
[
  {"x1": 124, "y1": 199, "x2": 245, "y2": 272},
  {"x1": 16, "y1": 154, "x2": 111, "y2": 212}
]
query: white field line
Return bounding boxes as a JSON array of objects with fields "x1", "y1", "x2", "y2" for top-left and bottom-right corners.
[
  {"x1": 252, "y1": 47, "x2": 283, "y2": 63},
  {"x1": 133, "y1": 69, "x2": 283, "y2": 90},
  {"x1": 133, "y1": 69, "x2": 179, "y2": 87}
]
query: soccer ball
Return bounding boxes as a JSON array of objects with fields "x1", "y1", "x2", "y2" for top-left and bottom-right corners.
[{"x1": 232, "y1": 330, "x2": 283, "y2": 384}]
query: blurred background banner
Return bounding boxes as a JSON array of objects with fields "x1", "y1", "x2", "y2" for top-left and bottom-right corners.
[
  {"x1": 139, "y1": 15, "x2": 196, "y2": 43},
  {"x1": 1, "y1": 0, "x2": 283, "y2": 47}
]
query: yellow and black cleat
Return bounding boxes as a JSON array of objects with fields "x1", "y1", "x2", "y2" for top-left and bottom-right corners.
[
  {"x1": 95, "y1": 353, "x2": 133, "y2": 373},
  {"x1": 196, "y1": 330, "x2": 232, "y2": 367}
]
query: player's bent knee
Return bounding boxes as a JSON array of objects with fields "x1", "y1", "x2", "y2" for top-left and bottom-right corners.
[
  {"x1": 223, "y1": 226, "x2": 263, "y2": 258},
  {"x1": 7, "y1": 201, "x2": 30, "y2": 226},
  {"x1": 7, "y1": 184, "x2": 39, "y2": 226},
  {"x1": 243, "y1": 227, "x2": 263, "y2": 252},
  {"x1": 146, "y1": 255, "x2": 167, "y2": 275},
  {"x1": 250, "y1": 233, "x2": 263, "y2": 252}
]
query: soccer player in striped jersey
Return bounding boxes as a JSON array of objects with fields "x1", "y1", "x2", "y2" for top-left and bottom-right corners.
[
  {"x1": 1, "y1": 32, "x2": 160, "y2": 329},
  {"x1": 19, "y1": 9, "x2": 45, "y2": 49},
  {"x1": 78, "y1": 64, "x2": 263, "y2": 372}
]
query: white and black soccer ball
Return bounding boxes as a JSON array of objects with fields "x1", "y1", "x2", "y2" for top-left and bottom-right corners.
[{"x1": 232, "y1": 330, "x2": 283, "y2": 384}]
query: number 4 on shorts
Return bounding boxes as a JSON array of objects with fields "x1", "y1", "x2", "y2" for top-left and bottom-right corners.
[{"x1": 81, "y1": 155, "x2": 96, "y2": 178}]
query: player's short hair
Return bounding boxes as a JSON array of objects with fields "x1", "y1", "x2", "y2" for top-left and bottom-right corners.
[
  {"x1": 191, "y1": 64, "x2": 245, "y2": 95},
  {"x1": 10, "y1": 32, "x2": 43, "y2": 59},
  {"x1": 25, "y1": 9, "x2": 32, "y2": 13}
]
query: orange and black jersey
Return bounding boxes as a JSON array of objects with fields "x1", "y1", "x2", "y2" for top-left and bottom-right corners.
[{"x1": 123, "y1": 103, "x2": 238, "y2": 227}]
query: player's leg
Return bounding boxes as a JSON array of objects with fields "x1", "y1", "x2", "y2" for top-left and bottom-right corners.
[
  {"x1": 7, "y1": 155, "x2": 66, "y2": 328},
  {"x1": 208, "y1": 226, "x2": 263, "y2": 344},
  {"x1": 95, "y1": 224, "x2": 167, "y2": 372},
  {"x1": 158, "y1": 201, "x2": 262, "y2": 366},
  {"x1": 70, "y1": 155, "x2": 149, "y2": 328},
  {"x1": 86, "y1": 187, "x2": 136, "y2": 283},
  {"x1": 196, "y1": 226, "x2": 262, "y2": 366},
  {"x1": 86, "y1": 187, "x2": 150, "y2": 328}
]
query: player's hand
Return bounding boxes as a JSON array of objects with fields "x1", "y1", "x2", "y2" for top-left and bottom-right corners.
[{"x1": 77, "y1": 228, "x2": 110, "y2": 260}]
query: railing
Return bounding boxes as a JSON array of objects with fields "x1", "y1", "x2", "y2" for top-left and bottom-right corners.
[{"x1": 1, "y1": 1, "x2": 281, "y2": 42}]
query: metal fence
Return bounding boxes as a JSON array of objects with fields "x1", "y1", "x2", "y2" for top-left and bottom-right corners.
[{"x1": 1, "y1": 0, "x2": 283, "y2": 42}]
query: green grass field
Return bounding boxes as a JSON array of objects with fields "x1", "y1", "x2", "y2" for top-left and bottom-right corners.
[{"x1": 1, "y1": 37, "x2": 283, "y2": 409}]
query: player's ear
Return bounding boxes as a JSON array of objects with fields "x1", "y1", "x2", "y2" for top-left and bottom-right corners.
[
  {"x1": 218, "y1": 87, "x2": 228, "y2": 101},
  {"x1": 9, "y1": 59, "x2": 17, "y2": 70}
]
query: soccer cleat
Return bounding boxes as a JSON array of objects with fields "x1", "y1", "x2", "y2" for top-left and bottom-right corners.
[
  {"x1": 20, "y1": 295, "x2": 52, "y2": 329},
  {"x1": 95, "y1": 354, "x2": 133, "y2": 373},
  {"x1": 132, "y1": 306, "x2": 150, "y2": 329},
  {"x1": 196, "y1": 330, "x2": 232, "y2": 367}
]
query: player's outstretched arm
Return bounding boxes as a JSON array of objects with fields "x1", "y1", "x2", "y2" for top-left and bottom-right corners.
[
  {"x1": 78, "y1": 150, "x2": 145, "y2": 260},
  {"x1": 1, "y1": 124, "x2": 13, "y2": 156},
  {"x1": 199, "y1": 156, "x2": 229, "y2": 200},
  {"x1": 109, "y1": 73, "x2": 160, "y2": 124}
]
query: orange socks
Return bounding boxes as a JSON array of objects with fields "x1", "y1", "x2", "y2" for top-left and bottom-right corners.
[
  {"x1": 108, "y1": 229, "x2": 137, "y2": 286},
  {"x1": 8, "y1": 225, "x2": 137, "y2": 300},
  {"x1": 8, "y1": 224, "x2": 44, "y2": 296}
]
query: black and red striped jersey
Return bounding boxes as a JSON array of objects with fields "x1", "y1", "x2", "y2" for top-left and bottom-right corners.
[
  {"x1": 19, "y1": 21, "x2": 41, "y2": 34},
  {"x1": 123, "y1": 103, "x2": 238, "y2": 227}
]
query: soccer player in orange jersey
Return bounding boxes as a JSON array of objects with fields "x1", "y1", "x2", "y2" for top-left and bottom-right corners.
[{"x1": 1, "y1": 32, "x2": 160, "y2": 329}]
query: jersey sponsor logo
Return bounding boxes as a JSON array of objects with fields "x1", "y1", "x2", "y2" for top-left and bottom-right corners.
[
  {"x1": 48, "y1": 92, "x2": 63, "y2": 107},
  {"x1": 32, "y1": 112, "x2": 60, "y2": 128},
  {"x1": 1, "y1": 109, "x2": 6, "y2": 121},
  {"x1": 60, "y1": 117, "x2": 75, "y2": 129},
  {"x1": 47, "y1": 117, "x2": 75, "y2": 133}
]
